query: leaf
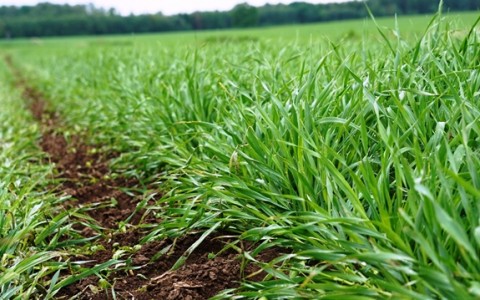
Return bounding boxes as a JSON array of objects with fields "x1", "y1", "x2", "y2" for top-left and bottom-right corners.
[
  {"x1": 171, "y1": 221, "x2": 221, "y2": 270},
  {"x1": 52, "y1": 259, "x2": 121, "y2": 291},
  {"x1": 434, "y1": 203, "x2": 478, "y2": 261}
]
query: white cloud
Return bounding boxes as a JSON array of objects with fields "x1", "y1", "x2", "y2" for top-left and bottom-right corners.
[{"x1": 0, "y1": 0, "x2": 351, "y2": 15}]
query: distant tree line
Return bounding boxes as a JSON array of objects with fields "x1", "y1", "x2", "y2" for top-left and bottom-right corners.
[{"x1": 0, "y1": 1, "x2": 478, "y2": 38}]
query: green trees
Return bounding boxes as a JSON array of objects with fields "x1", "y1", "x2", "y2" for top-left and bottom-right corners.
[
  {"x1": 231, "y1": 3, "x2": 258, "y2": 28},
  {"x1": 0, "y1": 1, "x2": 478, "y2": 38}
]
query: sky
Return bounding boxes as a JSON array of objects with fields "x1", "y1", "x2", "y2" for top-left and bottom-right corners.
[{"x1": 0, "y1": 0, "x2": 352, "y2": 16}]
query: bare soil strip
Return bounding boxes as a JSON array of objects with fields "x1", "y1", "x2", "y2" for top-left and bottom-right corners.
[{"x1": 5, "y1": 56, "x2": 277, "y2": 299}]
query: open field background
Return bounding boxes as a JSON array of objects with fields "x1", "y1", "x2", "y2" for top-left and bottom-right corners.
[
  {"x1": 1, "y1": 12, "x2": 479, "y2": 50},
  {"x1": 1, "y1": 10, "x2": 480, "y2": 299}
]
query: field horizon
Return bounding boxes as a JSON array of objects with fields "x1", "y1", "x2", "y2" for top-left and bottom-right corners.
[{"x1": 0, "y1": 11, "x2": 478, "y2": 46}]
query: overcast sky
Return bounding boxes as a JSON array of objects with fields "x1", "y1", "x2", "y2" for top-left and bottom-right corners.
[{"x1": 0, "y1": 0, "x2": 352, "y2": 15}]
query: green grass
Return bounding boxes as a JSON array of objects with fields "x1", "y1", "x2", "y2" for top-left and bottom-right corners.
[
  {"x1": 0, "y1": 64, "x2": 75, "y2": 298},
  {"x1": 1, "y1": 9, "x2": 480, "y2": 299}
]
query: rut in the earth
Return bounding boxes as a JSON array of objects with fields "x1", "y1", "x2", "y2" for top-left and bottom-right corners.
[{"x1": 5, "y1": 56, "x2": 277, "y2": 299}]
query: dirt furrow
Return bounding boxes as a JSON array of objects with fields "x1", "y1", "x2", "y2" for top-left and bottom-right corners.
[{"x1": 5, "y1": 56, "x2": 278, "y2": 300}]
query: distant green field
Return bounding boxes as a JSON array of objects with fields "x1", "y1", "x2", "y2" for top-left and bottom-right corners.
[
  {"x1": 1, "y1": 10, "x2": 480, "y2": 299},
  {"x1": 1, "y1": 11, "x2": 479, "y2": 51}
]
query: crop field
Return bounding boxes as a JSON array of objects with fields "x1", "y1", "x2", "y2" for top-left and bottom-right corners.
[{"x1": 1, "y1": 9, "x2": 480, "y2": 299}]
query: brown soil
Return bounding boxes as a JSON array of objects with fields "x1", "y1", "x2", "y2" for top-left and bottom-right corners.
[
  {"x1": 61, "y1": 233, "x2": 278, "y2": 299},
  {"x1": 5, "y1": 56, "x2": 280, "y2": 299}
]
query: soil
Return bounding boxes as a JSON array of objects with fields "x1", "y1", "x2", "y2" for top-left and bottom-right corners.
[
  {"x1": 61, "y1": 233, "x2": 279, "y2": 299},
  {"x1": 4, "y1": 56, "x2": 280, "y2": 299}
]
